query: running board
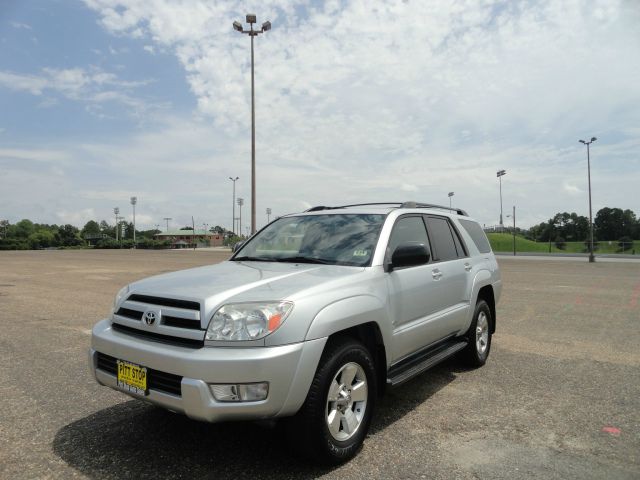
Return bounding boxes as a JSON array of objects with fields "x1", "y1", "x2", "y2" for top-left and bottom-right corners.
[{"x1": 386, "y1": 340, "x2": 468, "y2": 387}]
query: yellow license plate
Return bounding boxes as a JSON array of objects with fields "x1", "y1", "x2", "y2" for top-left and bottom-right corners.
[{"x1": 117, "y1": 359, "x2": 148, "y2": 396}]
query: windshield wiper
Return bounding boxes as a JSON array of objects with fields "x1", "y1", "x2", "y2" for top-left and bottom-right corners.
[
  {"x1": 232, "y1": 256, "x2": 277, "y2": 262},
  {"x1": 275, "y1": 256, "x2": 333, "y2": 264}
]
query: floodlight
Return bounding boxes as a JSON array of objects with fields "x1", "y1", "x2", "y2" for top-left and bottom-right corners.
[
  {"x1": 246, "y1": 14, "x2": 256, "y2": 24},
  {"x1": 262, "y1": 21, "x2": 271, "y2": 31},
  {"x1": 233, "y1": 21, "x2": 243, "y2": 32}
]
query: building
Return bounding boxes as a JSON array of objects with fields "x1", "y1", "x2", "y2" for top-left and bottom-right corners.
[{"x1": 154, "y1": 229, "x2": 224, "y2": 248}]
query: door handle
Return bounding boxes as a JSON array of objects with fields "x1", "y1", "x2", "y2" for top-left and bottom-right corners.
[
  {"x1": 432, "y1": 269, "x2": 442, "y2": 280},
  {"x1": 464, "y1": 263, "x2": 472, "y2": 272}
]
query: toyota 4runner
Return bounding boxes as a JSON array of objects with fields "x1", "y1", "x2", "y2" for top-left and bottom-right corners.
[{"x1": 89, "y1": 202, "x2": 501, "y2": 464}]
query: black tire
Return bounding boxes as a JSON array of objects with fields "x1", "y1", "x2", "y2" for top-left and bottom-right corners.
[
  {"x1": 462, "y1": 299, "x2": 492, "y2": 367},
  {"x1": 286, "y1": 338, "x2": 377, "y2": 465}
]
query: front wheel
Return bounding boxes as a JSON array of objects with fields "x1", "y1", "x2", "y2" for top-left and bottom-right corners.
[
  {"x1": 462, "y1": 299, "x2": 492, "y2": 367},
  {"x1": 286, "y1": 338, "x2": 377, "y2": 465}
]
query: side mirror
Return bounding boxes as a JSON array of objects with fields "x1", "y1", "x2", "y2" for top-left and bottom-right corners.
[
  {"x1": 388, "y1": 242, "x2": 430, "y2": 271},
  {"x1": 232, "y1": 241, "x2": 245, "y2": 253}
]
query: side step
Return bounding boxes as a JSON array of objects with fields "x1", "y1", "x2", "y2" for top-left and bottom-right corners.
[{"x1": 386, "y1": 339, "x2": 468, "y2": 387}]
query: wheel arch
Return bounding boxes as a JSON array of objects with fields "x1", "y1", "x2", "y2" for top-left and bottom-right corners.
[{"x1": 476, "y1": 285, "x2": 496, "y2": 334}]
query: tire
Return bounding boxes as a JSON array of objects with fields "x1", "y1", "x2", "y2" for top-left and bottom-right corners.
[
  {"x1": 462, "y1": 299, "x2": 492, "y2": 367},
  {"x1": 286, "y1": 338, "x2": 377, "y2": 465}
]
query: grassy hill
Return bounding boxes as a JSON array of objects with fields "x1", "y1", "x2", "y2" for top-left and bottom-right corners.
[{"x1": 487, "y1": 233, "x2": 639, "y2": 254}]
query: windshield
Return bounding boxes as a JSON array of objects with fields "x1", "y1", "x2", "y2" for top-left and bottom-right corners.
[{"x1": 232, "y1": 214, "x2": 386, "y2": 266}]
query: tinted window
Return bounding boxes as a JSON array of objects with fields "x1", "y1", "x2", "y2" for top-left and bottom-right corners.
[
  {"x1": 459, "y1": 219, "x2": 492, "y2": 253},
  {"x1": 451, "y1": 224, "x2": 467, "y2": 257},
  {"x1": 387, "y1": 216, "x2": 430, "y2": 257},
  {"x1": 426, "y1": 217, "x2": 458, "y2": 261}
]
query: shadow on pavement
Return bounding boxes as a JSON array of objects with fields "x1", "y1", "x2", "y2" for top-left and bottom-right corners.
[{"x1": 53, "y1": 361, "x2": 460, "y2": 479}]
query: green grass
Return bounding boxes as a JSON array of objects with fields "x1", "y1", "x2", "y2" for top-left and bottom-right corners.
[{"x1": 487, "y1": 233, "x2": 640, "y2": 255}]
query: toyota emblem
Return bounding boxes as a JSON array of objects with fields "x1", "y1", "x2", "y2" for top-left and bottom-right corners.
[{"x1": 143, "y1": 311, "x2": 157, "y2": 326}]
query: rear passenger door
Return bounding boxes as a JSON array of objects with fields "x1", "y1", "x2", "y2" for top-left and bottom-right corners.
[{"x1": 423, "y1": 215, "x2": 471, "y2": 333}]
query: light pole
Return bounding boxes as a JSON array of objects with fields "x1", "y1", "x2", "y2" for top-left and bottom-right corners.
[
  {"x1": 497, "y1": 170, "x2": 506, "y2": 231},
  {"x1": 229, "y1": 176, "x2": 239, "y2": 236},
  {"x1": 233, "y1": 15, "x2": 271, "y2": 236},
  {"x1": 266, "y1": 207, "x2": 272, "y2": 223},
  {"x1": 237, "y1": 197, "x2": 244, "y2": 237},
  {"x1": 130, "y1": 197, "x2": 137, "y2": 247},
  {"x1": 114, "y1": 207, "x2": 119, "y2": 242},
  {"x1": 448, "y1": 192, "x2": 454, "y2": 209},
  {"x1": 579, "y1": 137, "x2": 597, "y2": 263},
  {"x1": 506, "y1": 206, "x2": 516, "y2": 256},
  {"x1": 163, "y1": 217, "x2": 172, "y2": 232}
]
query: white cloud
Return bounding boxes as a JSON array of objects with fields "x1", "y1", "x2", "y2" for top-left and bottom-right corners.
[
  {"x1": 10, "y1": 21, "x2": 32, "y2": 30},
  {"x1": 0, "y1": 66, "x2": 156, "y2": 117},
  {"x1": 3, "y1": 0, "x2": 640, "y2": 230}
]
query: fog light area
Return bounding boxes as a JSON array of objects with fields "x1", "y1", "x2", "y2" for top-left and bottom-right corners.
[{"x1": 210, "y1": 382, "x2": 269, "y2": 402}]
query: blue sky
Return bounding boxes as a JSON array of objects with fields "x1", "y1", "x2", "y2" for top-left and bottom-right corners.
[{"x1": 1, "y1": 0, "x2": 639, "y2": 232}]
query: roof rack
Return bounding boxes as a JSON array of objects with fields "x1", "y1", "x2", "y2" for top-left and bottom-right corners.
[{"x1": 304, "y1": 202, "x2": 468, "y2": 216}]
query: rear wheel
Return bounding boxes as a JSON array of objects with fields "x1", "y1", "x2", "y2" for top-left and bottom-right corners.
[
  {"x1": 462, "y1": 299, "x2": 492, "y2": 367},
  {"x1": 287, "y1": 338, "x2": 376, "y2": 465}
]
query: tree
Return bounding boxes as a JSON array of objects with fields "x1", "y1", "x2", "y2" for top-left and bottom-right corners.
[
  {"x1": 14, "y1": 219, "x2": 35, "y2": 239},
  {"x1": 56, "y1": 224, "x2": 82, "y2": 247},
  {"x1": 82, "y1": 220, "x2": 101, "y2": 238},
  {"x1": 99, "y1": 220, "x2": 113, "y2": 237}
]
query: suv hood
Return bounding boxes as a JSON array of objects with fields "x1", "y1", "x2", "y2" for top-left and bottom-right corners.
[{"x1": 127, "y1": 260, "x2": 365, "y2": 325}]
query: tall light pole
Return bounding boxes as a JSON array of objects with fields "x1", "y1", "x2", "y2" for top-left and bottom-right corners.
[
  {"x1": 163, "y1": 217, "x2": 172, "y2": 232},
  {"x1": 506, "y1": 206, "x2": 516, "y2": 256},
  {"x1": 233, "y1": 15, "x2": 271, "y2": 236},
  {"x1": 579, "y1": 137, "x2": 597, "y2": 263},
  {"x1": 130, "y1": 196, "x2": 137, "y2": 246},
  {"x1": 266, "y1": 207, "x2": 272, "y2": 223},
  {"x1": 497, "y1": 170, "x2": 506, "y2": 231},
  {"x1": 229, "y1": 176, "x2": 239, "y2": 236},
  {"x1": 237, "y1": 197, "x2": 244, "y2": 237},
  {"x1": 448, "y1": 192, "x2": 454, "y2": 209},
  {"x1": 114, "y1": 207, "x2": 119, "y2": 242}
]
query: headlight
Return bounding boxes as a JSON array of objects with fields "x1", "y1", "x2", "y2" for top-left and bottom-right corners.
[
  {"x1": 112, "y1": 285, "x2": 130, "y2": 313},
  {"x1": 206, "y1": 302, "x2": 293, "y2": 341}
]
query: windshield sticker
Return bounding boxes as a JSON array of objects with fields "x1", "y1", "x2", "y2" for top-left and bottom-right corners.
[{"x1": 353, "y1": 249, "x2": 369, "y2": 257}]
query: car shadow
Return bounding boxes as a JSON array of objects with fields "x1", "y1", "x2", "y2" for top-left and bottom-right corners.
[{"x1": 53, "y1": 360, "x2": 461, "y2": 479}]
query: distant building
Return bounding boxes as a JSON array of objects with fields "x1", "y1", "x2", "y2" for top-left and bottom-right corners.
[{"x1": 154, "y1": 229, "x2": 224, "y2": 248}]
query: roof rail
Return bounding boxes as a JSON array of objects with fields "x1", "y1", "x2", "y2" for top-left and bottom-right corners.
[
  {"x1": 304, "y1": 202, "x2": 468, "y2": 216},
  {"x1": 400, "y1": 202, "x2": 468, "y2": 216}
]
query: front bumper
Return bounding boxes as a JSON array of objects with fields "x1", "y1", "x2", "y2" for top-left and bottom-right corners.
[{"x1": 89, "y1": 319, "x2": 326, "y2": 422}]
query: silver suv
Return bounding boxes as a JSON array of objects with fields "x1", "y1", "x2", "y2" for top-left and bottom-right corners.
[{"x1": 89, "y1": 202, "x2": 501, "y2": 464}]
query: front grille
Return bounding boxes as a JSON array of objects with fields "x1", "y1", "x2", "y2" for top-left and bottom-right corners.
[
  {"x1": 96, "y1": 352, "x2": 183, "y2": 397},
  {"x1": 127, "y1": 294, "x2": 200, "y2": 311},
  {"x1": 116, "y1": 307, "x2": 143, "y2": 321},
  {"x1": 163, "y1": 315, "x2": 202, "y2": 330},
  {"x1": 112, "y1": 323, "x2": 204, "y2": 348}
]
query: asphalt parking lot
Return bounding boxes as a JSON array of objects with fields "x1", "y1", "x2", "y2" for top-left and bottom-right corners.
[{"x1": 0, "y1": 250, "x2": 638, "y2": 479}]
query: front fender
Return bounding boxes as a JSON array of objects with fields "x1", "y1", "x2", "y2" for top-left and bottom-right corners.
[
  {"x1": 305, "y1": 295, "x2": 391, "y2": 346},
  {"x1": 462, "y1": 269, "x2": 493, "y2": 331}
]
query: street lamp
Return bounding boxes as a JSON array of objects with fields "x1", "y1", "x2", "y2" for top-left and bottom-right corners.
[
  {"x1": 497, "y1": 170, "x2": 506, "y2": 231},
  {"x1": 130, "y1": 197, "x2": 137, "y2": 246},
  {"x1": 237, "y1": 197, "x2": 244, "y2": 237},
  {"x1": 448, "y1": 192, "x2": 454, "y2": 209},
  {"x1": 163, "y1": 217, "x2": 172, "y2": 232},
  {"x1": 579, "y1": 137, "x2": 597, "y2": 263},
  {"x1": 233, "y1": 14, "x2": 271, "y2": 236},
  {"x1": 266, "y1": 207, "x2": 272, "y2": 223},
  {"x1": 114, "y1": 207, "x2": 119, "y2": 242},
  {"x1": 506, "y1": 206, "x2": 516, "y2": 256},
  {"x1": 229, "y1": 176, "x2": 239, "y2": 236}
]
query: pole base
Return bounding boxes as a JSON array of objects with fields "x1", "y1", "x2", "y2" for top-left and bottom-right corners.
[{"x1": 588, "y1": 254, "x2": 595, "y2": 263}]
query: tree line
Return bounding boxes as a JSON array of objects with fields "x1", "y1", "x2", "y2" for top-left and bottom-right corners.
[
  {"x1": 525, "y1": 207, "x2": 639, "y2": 250},
  {"x1": 0, "y1": 218, "x2": 238, "y2": 250}
]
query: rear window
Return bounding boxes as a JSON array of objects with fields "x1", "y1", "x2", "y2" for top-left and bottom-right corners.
[{"x1": 458, "y1": 219, "x2": 492, "y2": 253}]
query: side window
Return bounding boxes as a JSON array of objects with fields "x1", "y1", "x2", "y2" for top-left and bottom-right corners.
[
  {"x1": 387, "y1": 216, "x2": 431, "y2": 259},
  {"x1": 458, "y1": 219, "x2": 492, "y2": 254},
  {"x1": 425, "y1": 217, "x2": 459, "y2": 262},
  {"x1": 450, "y1": 224, "x2": 467, "y2": 257}
]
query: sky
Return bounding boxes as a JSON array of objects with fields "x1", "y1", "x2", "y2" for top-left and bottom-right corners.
[{"x1": 1, "y1": 0, "x2": 639, "y2": 233}]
